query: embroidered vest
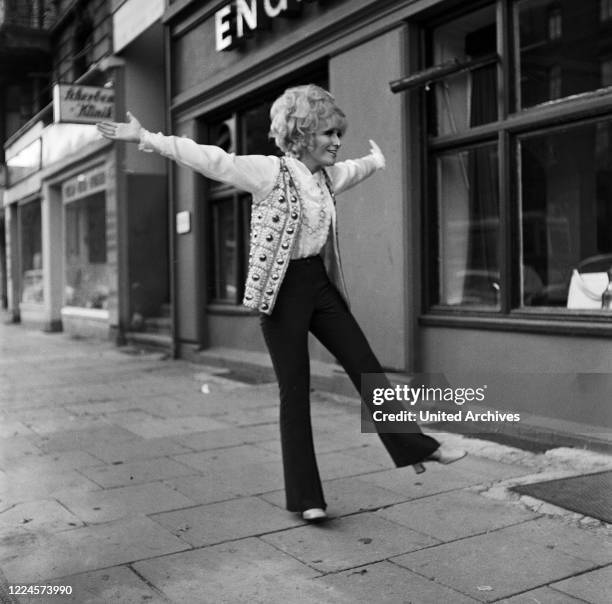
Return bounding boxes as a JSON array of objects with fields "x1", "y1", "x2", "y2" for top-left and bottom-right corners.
[{"x1": 242, "y1": 157, "x2": 349, "y2": 314}]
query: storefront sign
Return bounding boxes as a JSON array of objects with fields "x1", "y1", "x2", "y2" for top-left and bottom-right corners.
[
  {"x1": 53, "y1": 84, "x2": 115, "y2": 124},
  {"x1": 62, "y1": 166, "x2": 107, "y2": 203},
  {"x1": 113, "y1": 0, "x2": 165, "y2": 53},
  {"x1": 215, "y1": 0, "x2": 320, "y2": 51}
]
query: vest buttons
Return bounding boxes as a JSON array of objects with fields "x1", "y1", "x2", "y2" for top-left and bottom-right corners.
[
  {"x1": 286, "y1": 227, "x2": 294, "y2": 234},
  {"x1": 281, "y1": 242, "x2": 289, "y2": 250},
  {"x1": 278, "y1": 196, "x2": 285, "y2": 203},
  {"x1": 252, "y1": 274, "x2": 260, "y2": 281},
  {"x1": 259, "y1": 254, "x2": 267, "y2": 262},
  {"x1": 265, "y1": 289, "x2": 274, "y2": 296},
  {"x1": 272, "y1": 215, "x2": 280, "y2": 222},
  {"x1": 277, "y1": 259, "x2": 284, "y2": 265},
  {"x1": 272, "y1": 274, "x2": 279, "y2": 281},
  {"x1": 291, "y1": 212, "x2": 298, "y2": 220},
  {"x1": 266, "y1": 234, "x2": 273, "y2": 242},
  {"x1": 261, "y1": 302, "x2": 269, "y2": 311},
  {"x1": 290, "y1": 196, "x2": 297, "y2": 203},
  {"x1": 245, "y1": 294, "x2": 253, "y2": 300}
]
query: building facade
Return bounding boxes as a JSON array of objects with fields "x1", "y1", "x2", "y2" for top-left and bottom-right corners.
[
  {"x1": 3, "y1": 0, "x2": 610, "y2": 436},
  {"x1": 1, "y1": 0, "x2": 170, "y2": 344},
  {"x1": 162, "y1": 0, "x2": 612, "y2": 434}
]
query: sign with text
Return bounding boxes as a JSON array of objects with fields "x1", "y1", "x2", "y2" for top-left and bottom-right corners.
[
  {"x1": 215, "y1": 0, "x2": 327, "y2": 52},
  {"x1": 62, "y1": 166, "x2": 107, "y2": 203},
  {"x1": 53, "y1": 84, "x2": 115, "y2": 124}
]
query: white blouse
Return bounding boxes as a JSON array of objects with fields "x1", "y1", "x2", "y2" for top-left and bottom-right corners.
[{"x1": 139, "y1": 130, "x2": 385, "y2": 258}]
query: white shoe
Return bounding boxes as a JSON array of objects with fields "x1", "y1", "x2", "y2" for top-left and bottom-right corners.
[
  {"x1": 427, "y1": 446, "x2": 467, "y2": 465},
  {"x1": 302, "y1": 508, "x2": 327, "y2": 522}
]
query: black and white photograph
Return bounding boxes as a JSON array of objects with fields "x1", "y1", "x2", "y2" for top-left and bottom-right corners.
[{"x1": 1, "y1": 1, "x2": 611, "y2": 602}]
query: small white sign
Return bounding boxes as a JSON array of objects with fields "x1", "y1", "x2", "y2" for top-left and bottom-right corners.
[
  {"x1": 176, "y1": 211, "x2": 191, "y2": 235},
  {"x1": 53, "y1": 84, "x2": 115, "y2": 124}
]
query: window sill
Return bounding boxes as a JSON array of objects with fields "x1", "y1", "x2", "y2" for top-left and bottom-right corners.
[
  {"x1": 207, "y1": 303, "x2": 258, "y2": 316},
  {"x1": 420, "y1": 310, "x2": 612, "y2": 338}
]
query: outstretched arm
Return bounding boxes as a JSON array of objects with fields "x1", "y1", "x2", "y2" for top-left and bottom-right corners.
[
  {"x1": 328, "y1": 139, "x2": 386, "y2": 195},
  {"x1": 97, "y1": 112, "x2": 278, "y2": 197}
]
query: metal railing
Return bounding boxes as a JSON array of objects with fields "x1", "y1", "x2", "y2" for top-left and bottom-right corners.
[{"x1": 0, "y1": 0, "x2": 57, "y2": 30}]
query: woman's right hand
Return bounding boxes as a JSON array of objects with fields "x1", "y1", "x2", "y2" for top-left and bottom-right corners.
[{"x1": 97, "y1": 111, "x2": 142, "y2": 143}]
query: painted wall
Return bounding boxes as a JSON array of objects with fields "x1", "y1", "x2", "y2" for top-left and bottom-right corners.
[
  {"x1": 421, "y1": 326, "x2": 612, "y2": 428},
  {"x1": 330, "y1": 27, "x2": 408, "y2": 371}
]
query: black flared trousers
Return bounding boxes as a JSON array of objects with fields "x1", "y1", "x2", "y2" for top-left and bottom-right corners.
[{"x1": 260, "y1": 256, "x2": 439, "y2": 512}]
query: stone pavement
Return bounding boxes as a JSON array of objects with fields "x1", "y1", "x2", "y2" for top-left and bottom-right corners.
[{"x1": 0, "y1": 322, "x2": 611, "y2": 604}]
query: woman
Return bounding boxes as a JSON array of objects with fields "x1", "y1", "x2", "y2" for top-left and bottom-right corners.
[{"x1": 97, "y1": 84, "x2": 465, "y2": 523}]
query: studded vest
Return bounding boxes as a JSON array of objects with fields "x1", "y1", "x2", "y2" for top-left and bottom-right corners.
[{"x1": 243, "y1": 157, "x2": 349, "y2": 314}]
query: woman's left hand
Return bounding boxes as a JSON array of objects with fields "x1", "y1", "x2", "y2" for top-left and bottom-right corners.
[{"x1": 369, "y1": 139, "x2": 386, "y2": 169}]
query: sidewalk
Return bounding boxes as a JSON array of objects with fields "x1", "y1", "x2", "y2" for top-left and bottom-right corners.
[{"x1": 0, "y1": 323, "x2": 611, "y2": 604}]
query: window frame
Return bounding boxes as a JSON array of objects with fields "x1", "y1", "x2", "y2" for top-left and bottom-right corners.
[{"x1": 408, "y1": 0, "x2": 612, "y2": 334}]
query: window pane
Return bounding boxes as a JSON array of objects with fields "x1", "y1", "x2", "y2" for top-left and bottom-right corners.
[
  {"x1": 20, "y1": 201, "x2": 43, "y2": 304},
  {"x1": 64, "y1": 193, "x2": 110, "y2": 309},
  {"x1": 436, "y1": 144, "x2": 500, "y2": 308},
  {"x1": 519, "y1": 119, "x2": 612, "y2": 308},
  {"x1": 211, "y1": 197, "x2": 237, "y2": 302},
  {"x1": 430, "y1": 5, "x2": 498, "y2": 136},
  {"x1": 516, "y1": 0, "x2": 612, "y2": 109},
  {"x1": 242, "y1": 102, "x2": 278, "y2": 156}
]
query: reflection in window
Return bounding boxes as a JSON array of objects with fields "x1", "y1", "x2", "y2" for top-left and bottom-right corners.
[
  {"x1": 520, "y1": 119, "x2": 612, "y2": 307},
  {"x1": 517, "y1": 0, "x2": 610, "y2": 109},
  {"x1": 64, "y1": 193, "x2": 110, "y2": 309},
  {"x1": 20, "y1": 201, "x2": 43, "y2": 304},
  {"x1": 429, "y1": 5, "x2": 497, "y2": 137},
  {"x1": 436, "y1": 145, "x2": 500, "y2": 308}
]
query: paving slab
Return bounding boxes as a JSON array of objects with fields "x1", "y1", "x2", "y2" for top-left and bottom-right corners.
[
  {"x1": 0, "y1": 468, "x2": 101, "y2": 507},
  {"x1": 0, "y1": 436, "x2": 44, "y2": 466},
  {"x1": 391, "y1": 528, "x2": 598, "y2": 602},
  {"x1": 150, "y1": 496, "x2": 302, "y2": 547},
  {"x1": 494, "y1": 518, "x2": 612, "y2": 565},
  {"x1": 165, "y1": 459, "x2": 286, "y2": 502},
  {"x1": 82, "y1": 437, "x2": 192, "y2": 464},
  {"x1": 5, "y1": 449, "x2": 102, "y2": 473},
  {"x1": 172, "y1": 443, "x2": 282, "y2": 472},
  {"x1": 377, "y1": 490, "x2": 538, "y2": 542},
  {"x1": 311, "y1": 450, "x2": 389, "y2": 481},
  {"x1": 133, "y1": 536, "x2": 351, "y2": 604},
  {"x1": 550, "y1": 565, "x2": 612, "y2": 603},
  {"x1": 173, "y1": 423, "x2": 280, "y2": 451},
  {"x1": 357, "y1": 456, "x2": 532, "y2": 502},
  {"x1": 56, "y1": 481, "x2": 196, "y2": 524},
  {"x1": 261, "y1": 512, "x2": 440, "y2": 573},
  {"x1": 0, "y1": 515, "x2": 189, "y2": 584},
  {"x1": 115, "y1": 415, "x2": 231, "y2": 439},
  {"x1": 16, "y1": 565, "x2": 169, "y2": 604},
  {"x1": 316, "y1": 560, "x2": 480, "y2": 603},
  {"x1": 31, "y1": 426, "x2": 139, "y2": 454},
  {"x1": 78, "y1": 457, "x2": 198, "y2": 489},
  {"x1": 260, "y1": 475, "x2": 410, "y2": 516},
  {"x1": 0, "y1": 499, "x2": 84, "y2": 536},
  {"x1": 497, "y1": 586, "x2": 592, "y2": 603}
]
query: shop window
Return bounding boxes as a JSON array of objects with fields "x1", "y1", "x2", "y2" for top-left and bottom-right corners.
[
  {"x1": 64, "y1": 193, "x2": 110, "y2": 309},
  {"x1": 410, "y1": 1, "x2": 612, "y2": 318},
  {"x1": 601, "y1": 0, "x2": 612, "y2": 22},
  {"x1": 19, "y1": 201, "x2": 43, "y2": 304},
  {"x1": 517, "y1": 0, "x2": 608, "y2": 109}
]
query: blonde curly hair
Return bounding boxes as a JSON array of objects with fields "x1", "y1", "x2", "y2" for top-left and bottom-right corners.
[{"x1": 269, "y1": 84, "x2": 347, "y2": 157}]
